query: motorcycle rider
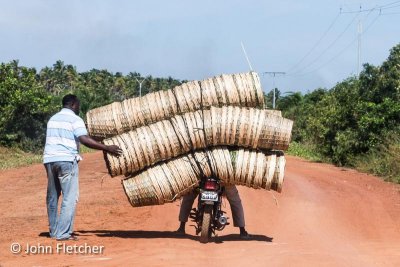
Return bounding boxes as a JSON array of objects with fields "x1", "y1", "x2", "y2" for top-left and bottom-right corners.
[{"x1": 176, "y1": 184, "x2": 251, "y2": 239}]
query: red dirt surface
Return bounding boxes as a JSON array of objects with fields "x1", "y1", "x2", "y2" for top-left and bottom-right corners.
[{"x1": 0, "y1": 152, "x2": 399, "y2": 267}]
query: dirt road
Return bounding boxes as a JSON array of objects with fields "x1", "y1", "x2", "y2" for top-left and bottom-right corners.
[{"x1": 0, "y1": 152, "x2": 399, "y2": 267}]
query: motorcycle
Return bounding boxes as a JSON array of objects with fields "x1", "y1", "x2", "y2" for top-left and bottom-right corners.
[{"x1": 189, "y1": 177, "x2": 229, "y2": 243}]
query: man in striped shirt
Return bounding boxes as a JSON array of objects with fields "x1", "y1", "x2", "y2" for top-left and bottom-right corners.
[{"x1": 43, "y1": 94, "x2": 121, "y2": 241}]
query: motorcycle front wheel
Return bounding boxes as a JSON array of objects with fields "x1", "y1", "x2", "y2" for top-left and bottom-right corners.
[{"x1": 200, "y1": 205, "x2": 212, "y2": 243}]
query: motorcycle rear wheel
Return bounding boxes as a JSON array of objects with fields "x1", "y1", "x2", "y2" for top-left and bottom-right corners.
[{"x1": 200, "y1": 205, "x2": 212, "y2": 243}]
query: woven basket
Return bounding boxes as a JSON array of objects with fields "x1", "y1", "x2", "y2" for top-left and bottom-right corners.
[
  {"x1": 122, "y1": 155, "x2": 200, "y2": 207},
  {"x1": 104, "y1": 106, "x2": 292, "y2": 176},
  {"x1": 122, "y1": 147, "x2": 285, "y2": 207},
  {"x1": 265, "y1": 109, "x2": 282, "y2": 117},
  {"x1": 271, "y1": 151, "x2": 286, "y2": 192},
  {"x1": 86, "y1": 71, "x2": 265, "y2": 138}
]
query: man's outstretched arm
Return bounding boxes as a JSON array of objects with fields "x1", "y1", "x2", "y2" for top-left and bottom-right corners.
[{"x1": 79, "y1": 135, "x2": 122, "y2": 156}]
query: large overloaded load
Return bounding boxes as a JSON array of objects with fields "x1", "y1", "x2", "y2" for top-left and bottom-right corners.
[
  {"x1": 122, "y1": 148, "x2": 286, "y2": 207},
  {"x1": 102, "y1": 107, "x2": 292, "y2": 177},
  {"x1": 87, "y1": 72, "x2": 264, "y2": 138},
  {"x1": 86, "y1": 72, "x2": 293, "y2": 207}
]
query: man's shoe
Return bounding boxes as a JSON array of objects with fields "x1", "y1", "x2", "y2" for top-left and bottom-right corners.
[
  {"x1": 56, "y1": 235, "x2": 79, "y2": 241},
  {"x1": 175, "y1": 227, "x2": 186, "y2": 236},
  {"x1": 239, "y1": 231, "x2": 251, "y2": 240}
]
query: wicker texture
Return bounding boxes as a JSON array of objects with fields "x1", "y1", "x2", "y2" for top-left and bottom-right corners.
[
  {"x1": 122, "y1": 147, "x2": 285, "y2": 207},
  {"x1": 103, "y1": 106, "x2": 293, "y2": 177},
  {"x1": 265, "y1": 109, "x2": 282, "y2": 117},
  {"x1": 271, "y1": 152, "x2": 286, "y2": 193},
  {"x1": 86, "y1": 72, "x2": 264, "y2": 138},
  {"x1": 88, "y1": 71, "x2": 292, "y2": 206}
]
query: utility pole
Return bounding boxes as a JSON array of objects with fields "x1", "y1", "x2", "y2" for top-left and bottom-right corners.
[
  {"x1": 263, "y1": 72, "x2": 285, "y2": 109},
  {"x1": 135, "y1": 77, "x2": 147, "y2": 97},
  {"x1": 357, "y1": 19, "x2": 362, "y2": 76}
]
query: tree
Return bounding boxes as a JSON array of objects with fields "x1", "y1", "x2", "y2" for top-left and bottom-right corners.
[{"x1": 0, "y1": 62, "x2": 57, "y2": 151}]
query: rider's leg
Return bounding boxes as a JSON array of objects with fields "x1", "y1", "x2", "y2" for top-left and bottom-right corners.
[
  {"x1": 225, "y1": 185, "x2": 250, "y2": 238},
  {"x1": 177, "y1": 191, "x2": 198, "y2": 233}
]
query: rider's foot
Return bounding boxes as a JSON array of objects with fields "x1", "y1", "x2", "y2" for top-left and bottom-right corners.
[
  {"x1": 175, "y1": 222, "x2": 186, "y2": 235},
  {"x1": 175, "y1": 227, "x2": 185, "y2": 235},
  {"x1": 240, "y1": 231, "x2": 251, "y2": 239},
  {"x1": 239, "y1": 227, "x2": 251, "y2": 240}
]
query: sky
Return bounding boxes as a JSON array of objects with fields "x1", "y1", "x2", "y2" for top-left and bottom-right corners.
[{"x1": 0, "y1": 0, "x2": 399, "y2": 94}]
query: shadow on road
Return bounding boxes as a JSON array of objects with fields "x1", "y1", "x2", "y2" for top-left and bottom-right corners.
[
  {"x1": 39, "y1": 230, "x2": 273, "y2": 243},
  {"x1": 38, "y1": 232, "x2": 50, "y2": 238},
  {"x1": 76, "y1": 230, "x2": 198, "y2": 241},
  {"x1": 213, "y1": 234, "x2": 273, "y2": 243},
  {"x1": 57, "y1": 230, "x2": 274, "y2": 243}
]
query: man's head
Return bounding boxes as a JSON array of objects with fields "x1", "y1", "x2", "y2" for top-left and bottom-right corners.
[{"x1": 62, "y1": 94, "x2": 80, "y2": 115}]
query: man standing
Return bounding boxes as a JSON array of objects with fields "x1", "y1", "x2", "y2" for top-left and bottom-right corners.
[{"x1": 43, "y1": 94, "x2": 121, "y2": 241}]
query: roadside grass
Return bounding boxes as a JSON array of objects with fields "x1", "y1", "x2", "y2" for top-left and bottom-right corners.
[
  {"x1": 80, "y1": 145, "x2": 96, "y2": 154},
  {"x1": 355, "y1": 138, "x2": 400, "y2": 184},
  {"x1": 288, "y1": 139, "x2": 400, "y2": 184},
  {"x1": 0, "y1": 145, "x2": 96, "y2": 170},
  {"x1": 0, "y1": 147, "x2": 42, "y2": 170},
  {"x1": 287, "y1": 141, "x2": 324, "y2": 162}
]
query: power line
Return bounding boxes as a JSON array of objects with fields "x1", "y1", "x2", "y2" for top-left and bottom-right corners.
[
  {"x1": 291, "y1": 13, "x2": 381, "y2": 77},
  {"x1": 380, "y1": 0, "x2": 400, "y2": 7},
  {"x1": 293, "y1": 16, "x2": 379, "y2": 77},
  {"x1": 288, "y1": 6, "x2": 378, "y2": 77},
  {"x1": 380, "y1": 11, "x2": 400, "y2": 14},
  {"x1": 286, "y1": 12, "x2": 341, "y2": 73},
  {"x1": 288, "y1": 12, "x2": 360, "y2": 75},
  {"x1": 381, "y1": 3, "x2": 400, "y2": 9},
  {"x1": 340, "y1": 0, "x2": 400, "y2": 13},
  {"x1": 286, "y1": 2, "x2": 395, "y2": 76}
]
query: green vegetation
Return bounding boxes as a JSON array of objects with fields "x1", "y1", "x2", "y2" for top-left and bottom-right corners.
[
  {"x1": 287, "y1": 142, "x2": 323, "y2": 162},
  {"x1": 0, "y1": 44, "x2": 399, "y2": 183},
  {"x1": 0, "y1": 145, "x2": 96, "y2": 170},
  {"x1": 80, "y1": 145, "x2": 96, "y2": 154},
  {"x1": 0, "y1": 60, "x2": 183, "y2": 152},
  {"x1": 274, "y1": 43, "x2": 400, "y2": 183},
  {"x1": 0, "y1": 146, "x2": 42, "y2": 169},
  {"x1": 355, "y1": 134, "x2": 400, "y2": 183}
]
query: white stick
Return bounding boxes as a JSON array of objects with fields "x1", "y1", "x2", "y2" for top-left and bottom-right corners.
[{"x1": 241, "y1": 41, "x2": 253, "y2": 71}]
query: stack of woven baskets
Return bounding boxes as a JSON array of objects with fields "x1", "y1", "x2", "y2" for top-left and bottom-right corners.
[{"x1": 86, "y1": 72, "x2": 293, "y2": 207}]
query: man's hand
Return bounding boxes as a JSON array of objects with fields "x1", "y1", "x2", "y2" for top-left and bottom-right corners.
[
  {"x1": 105, "y1": 145, "x2": 122, "y2": 157},
  {"x1": 79, "y1": 135, "x2": 122, "y2": 156}
]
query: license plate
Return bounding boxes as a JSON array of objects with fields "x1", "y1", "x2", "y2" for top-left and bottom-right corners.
[{"x1": 201, "y1": 191, "x2": 218, "y2": 202}]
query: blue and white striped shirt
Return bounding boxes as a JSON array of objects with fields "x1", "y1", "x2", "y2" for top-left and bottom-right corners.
[{"x1": 43, "y1": 108, "x2": 88, "y2": 164}]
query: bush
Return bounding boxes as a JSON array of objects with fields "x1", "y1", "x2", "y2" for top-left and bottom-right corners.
[
  {"x1": 277, "y1": 43, "x2": 400, "y2": 182},
  {"x1": 287, "y1": 141, "x2": 324, "y2": 162},
  {"x1": 0, "y1": 61, "x2": 58, "y2": 152},
  {"x1": 355, "y1": 133, "x2": 400, "y2": 183}
]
